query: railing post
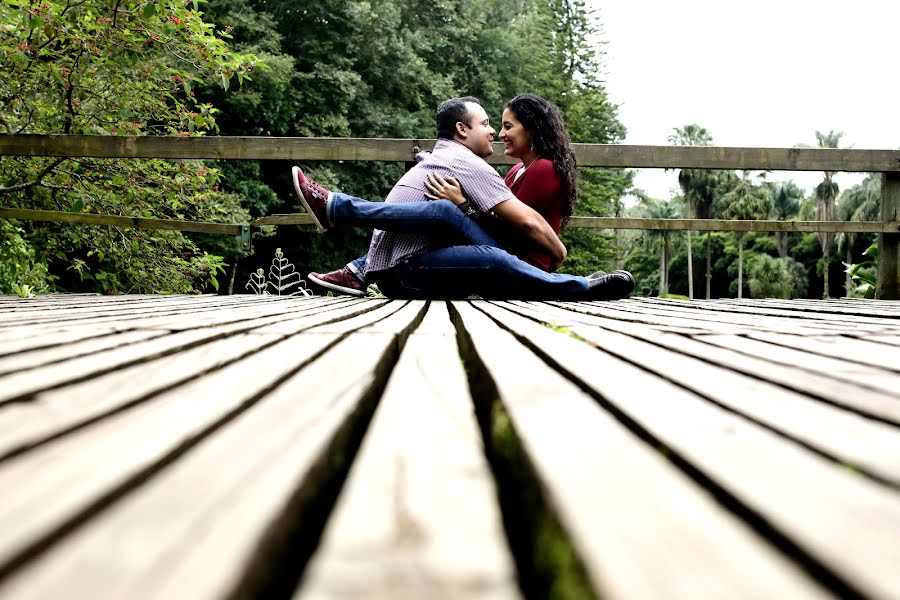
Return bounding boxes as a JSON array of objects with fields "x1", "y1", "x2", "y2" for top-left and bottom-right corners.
[{"x1": 876, "y1": 172, "x2": 900, "y2": 299}]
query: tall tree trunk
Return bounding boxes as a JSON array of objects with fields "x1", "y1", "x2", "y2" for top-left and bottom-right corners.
[
  {"x1": 659, "y1": 233, "x2": 669, "y2": 296},
  {"x1": 227, "y1": 262, "x2": 237, "y2": 296},
  {"x1": 738, "y1": 235, "x2": 744, "y2": 299},
  {"x1": 705, "y1": 232, "x2": 712, "y2": 300},
  {"x1": 845, "y1": 245, "x2": 853, "y2": 297},
  {"x1": 822, "y1": 253, "x2": 830, "y2": 299},
  {"x1": 686, "y1": 229, "x2": 693, "y2": 299},
  {"x1": 613, "y1": 200, "x2": 623, "y2": 270},
  {"x1": 684, "y1": 195, "x2": 694, "y2": 299},
  {"x1": 775, "y1": 231, "x2": 788, "y2": 258}
]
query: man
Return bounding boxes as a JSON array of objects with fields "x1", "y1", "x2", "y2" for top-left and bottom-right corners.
[{"x1": 292, "y1": 96, "x2": 634, "y2": 300}]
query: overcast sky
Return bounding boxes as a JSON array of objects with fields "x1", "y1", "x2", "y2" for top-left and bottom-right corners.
[{"x1": 592, "y1": 0, "x2": 900, "y2": 201}]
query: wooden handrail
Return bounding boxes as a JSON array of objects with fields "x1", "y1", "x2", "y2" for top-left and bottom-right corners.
[
  {"x1": 5, "y1": 208, "x2": 897, "y2": 235},
  {"x1": 2, "y1": 135, "x2": 899, "y2": 172}
]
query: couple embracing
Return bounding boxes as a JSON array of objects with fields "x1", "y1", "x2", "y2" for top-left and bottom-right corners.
[{"x1": 292, "y1": 94, "x2": 634, "y2": 300}]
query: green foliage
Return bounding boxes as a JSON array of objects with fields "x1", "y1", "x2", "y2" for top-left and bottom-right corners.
[
  {"x1": 1, "y1": 0, "x2": 259, "y2": 293},
  {"x1": 746, "y1": 254, "x2": 792, "y2": 299},
  {"x1": 0, "y1": 218, "x2": 51, "y2": 294},
  {"x1": 199, "y1": 0, "x2": 629, "y2": 284},
  {"x1": 4, "y1": 0, "x2": 629, "y2": 292},
  {"x1": 715, "y1": 172, "x2": 774, "y2": 224},
  {"x1": 845, "y1": 243, "x2": 878, "y2": 299}
]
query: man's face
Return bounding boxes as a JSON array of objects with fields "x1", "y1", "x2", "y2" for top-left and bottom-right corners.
[{"x1": 455, "y1": 102, "x2": 496, "y2": 158}]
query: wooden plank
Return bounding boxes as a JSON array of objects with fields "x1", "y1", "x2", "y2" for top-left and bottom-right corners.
[
  {"x1": 635, "y1": 297, "x2": 900, "y2": 321},
  {"x1": 473, "y1": 301, "x2": 900, "y2": 597},
  {"x1": 533, "y1": 301, "x2": 754, "y2": 334},
  {"x1": 0, "y1": 302, "x2": 427, "y2": 599},
  {"x1": 6, "y1": 208, "x2": 899, "y2": 234},
  {"x1": 743, "y1": 331, "x2": 900, "y2": 373},
  {"x1": 450, "y1": 301, "x2": 824, "y2": 598},
  {"x1": 698, "y1": 297, "x2": 900, "y2": 320},
  {"x1": 0, "y1": 296, "x2": 350, "y2": 338},
  {"x1": 2, "y1": 135, "x2": 899, "y2": 172},
  {"x1": 296, "y1": 306, "x2": 520, "y2": 599},
  {"x1": 567, "y1": 300, "x2": 856, "y2": 335},
  {"x1": 0, "y1": 327, "x2": 127, "y2": 357},
  {"x1": 0, "y1": 332, "x2": 276, "y2": 460},
  {"x1": 0, "y1": 330, "x2": 169, "y2": 376},
  {"x1": 597, "y1": 301, "x2": 862, "y2": 333},
  {"x1": 495, "y1": 302, "x2": 900, "y2": 485},
  {"x1": 622, "y1": 298, "x2": 889, "y2": 330},
  {"x1": 537, "y1": 301, "x2": 900, "y2": 425},
  {"x1": 0, "y1": 298, "x2": 388, "y2": 404},
  {"x1": 0, "y1": 208, "x2": 242, "y2": 236},
  {"x1": 255, "y1": 214, "x2": 900, "y2": 233},
  {"x1": 878, "y1": 171, "x2": 900, "y2": 299},
  {"x1": 0, "y1": 294, "x2": 284, "y2": 332},
  {"x1": 566, "y1": 217, "x2": 900, "y2": 233},
  {"x1": 0, "y1": 300, "x2": 412, "y2": 461},
  {"x1": 696, "y1": 334, "x2": 900, "y2": 398},
  {"x1": 108, "y1": 296, "x2": 356, "y2": 331}
]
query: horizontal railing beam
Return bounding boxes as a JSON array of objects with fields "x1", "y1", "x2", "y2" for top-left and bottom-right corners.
[
  {"x1": 6, "y1": 208, "x2": 898, "y2": 234},
  {"x1": 254, "y1": 213, "x2": 900, "y2": 233},
  {"x1": 566, "y1": 217, "x2": 900, "y2": 233},
  {"x1": 0, "y1": 208, "x2": 242, "y2": 235},
  {"x1": 2, "y1": 135, "x2": 899, "y2": 172}
]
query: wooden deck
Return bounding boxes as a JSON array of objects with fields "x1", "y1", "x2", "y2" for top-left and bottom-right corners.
[{"x1": 1, "y1": 294, "x2": 899, "y2": 599}]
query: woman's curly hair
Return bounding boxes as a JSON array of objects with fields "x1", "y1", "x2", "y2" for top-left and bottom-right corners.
[{"x1": 505, "y1": 93, "x2": 579, "y2": 227}]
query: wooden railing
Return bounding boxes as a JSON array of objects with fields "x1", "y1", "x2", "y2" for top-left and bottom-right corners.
[{"x1": 1, "y1": 135, "x2": 898, "y2": 298}]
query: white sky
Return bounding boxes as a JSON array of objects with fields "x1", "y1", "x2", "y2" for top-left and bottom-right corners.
[{"x1": 591, "y1": 0, "x2": 900, "y2": 201}]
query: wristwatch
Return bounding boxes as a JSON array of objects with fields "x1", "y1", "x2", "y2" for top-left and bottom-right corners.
[{"x1": 459, "y1": 200, "x2": 480, "y2": 218}]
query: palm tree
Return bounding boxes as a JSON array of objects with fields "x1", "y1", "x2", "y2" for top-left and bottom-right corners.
[
  {"x1": 836, "y1": 175, "x2": 881, "y2": 295},
  {"x1": 669, "y1": 124, "x2": 713, "y2": 300},
  {"x1": 747, "y1": 254, "x2": 793, "y2": 299},
  {"x1": 812, "y1": 129, "x2": 844, "y2": 297},
  {"x1": 640, "y1": 197, "x2": 680, "y2": 296},
  {"x1": 716, "y1": 172, "x2": 774, "y2": 297},
  {"x1": 768, "y1": 180, "x2": 803, "y2": 258}
]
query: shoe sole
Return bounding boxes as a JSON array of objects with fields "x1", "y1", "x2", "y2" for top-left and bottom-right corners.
[
  {"x1": 308, "y1": 272, "x2": 366, "y2": 297},
  {"x1": 292, "y1": 166, "x2": 326, "y2": 233}
]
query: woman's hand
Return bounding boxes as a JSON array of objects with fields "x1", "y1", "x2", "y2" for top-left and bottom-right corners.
[{"x1": 424, "y1": 173, "x2": 465, "y2": 206}]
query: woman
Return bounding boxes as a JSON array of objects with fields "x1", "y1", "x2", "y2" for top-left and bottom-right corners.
[{"x1": 305, "y1": 93, "x2": 579, "y2": 296}]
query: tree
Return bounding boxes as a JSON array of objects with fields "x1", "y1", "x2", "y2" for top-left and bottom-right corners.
[
  {"x1": 811, "y1": 129, "x2": 844, "y2": 297},
  {"x1": 0, "y1": 0, "x2": 258, "y2": 292},
  {"x1": 668, "y1": 124, "x2": 723, "y2": 299},
  {"x1": 642, "y1": 197, "x2": 680, "y2": 296},
  {"x1": 768, "y1": 180, "x2": 803, "y2": 258},
  {"x1": 747, "y1": 254, "x2": 792, "y2": 299},
  {"x1": 716, "y1": 172, "x2": 774, "y2": 297},
  {"x1": 836, "y1": 174, "x2": 881, "y2": 295}
]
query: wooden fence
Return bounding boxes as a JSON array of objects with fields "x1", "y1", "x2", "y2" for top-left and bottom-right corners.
[{"x1": 1, "y1": 135, "x2": 898, "y2": 298}]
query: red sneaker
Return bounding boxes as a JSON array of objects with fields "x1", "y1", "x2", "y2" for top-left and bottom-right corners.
[
  {"x1": 291, "y1": 166, "x2": 332, "y2": 232},
  {"x1": 308, "y1": 266, "x2": 367, "y2": 296}
]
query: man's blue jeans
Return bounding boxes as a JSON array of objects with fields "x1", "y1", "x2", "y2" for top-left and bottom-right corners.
[
  {"x1": 328, "y1": 193, "x2": 499, "y2": 282},
  {"x1": 326, "y1": 193, "x2": 591, "y2": 300},
  {"x1": 371, "y1": 245, "x2": 590, "y2": 300}
]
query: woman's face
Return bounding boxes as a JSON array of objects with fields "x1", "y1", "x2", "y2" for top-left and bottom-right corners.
[{"x1": 499, "y1": 108, "x2": 532, "y2": 160}]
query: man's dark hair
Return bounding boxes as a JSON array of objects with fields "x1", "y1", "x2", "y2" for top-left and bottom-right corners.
[{"x1": 436, "y1": 96, "x2": 481, "y2": 140}]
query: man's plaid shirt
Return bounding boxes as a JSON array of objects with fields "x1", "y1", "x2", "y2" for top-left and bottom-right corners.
[{"x1": 365, "y1": 139, "x2": 513, "y2": 274}]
